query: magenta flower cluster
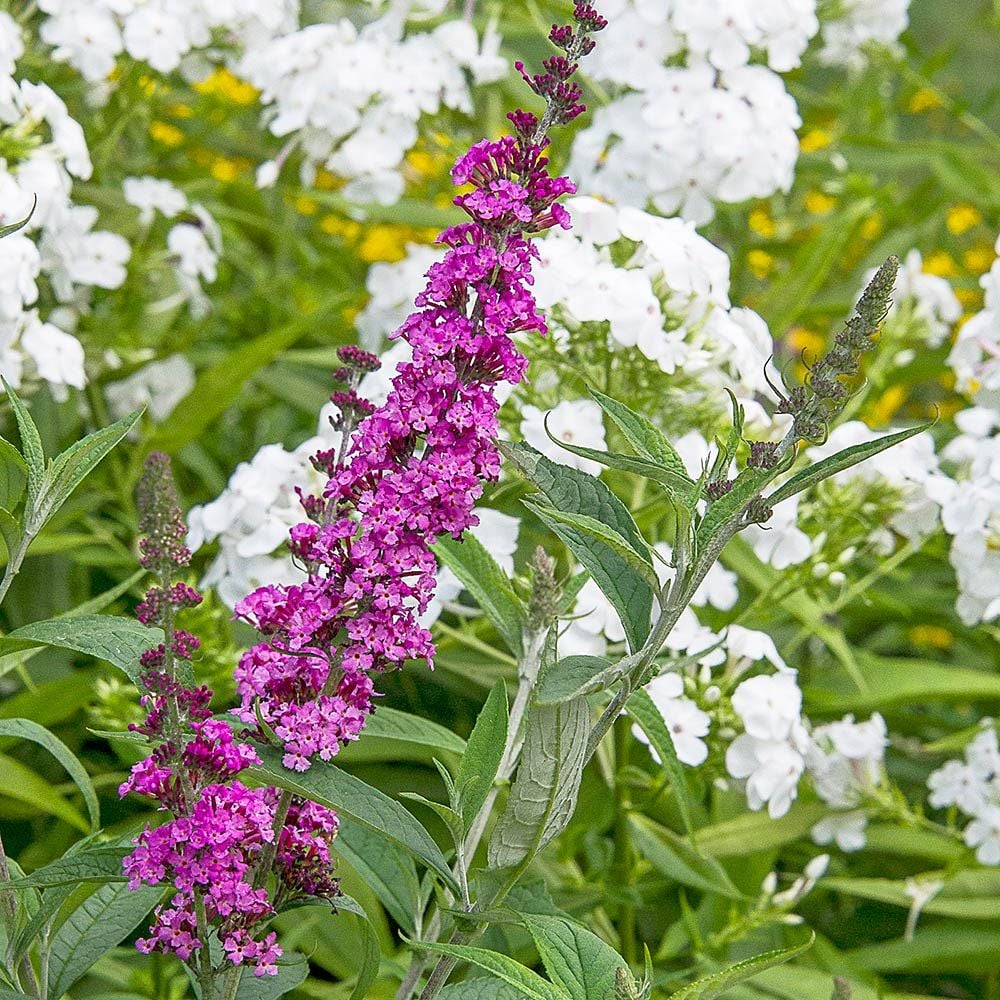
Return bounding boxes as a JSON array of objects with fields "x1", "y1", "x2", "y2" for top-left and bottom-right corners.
[
  {"x1": 231, "y1": 8, "x2": 605, "y2": 774},
  {"x1": 120, "y1": 454, "x2": 340, "y2": 977}
]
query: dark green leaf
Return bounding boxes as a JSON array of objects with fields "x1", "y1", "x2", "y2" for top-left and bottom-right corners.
[
  {"x1": 521, "y1": 913, "x2": 623, "y2": 1000},
  {"x1": 588, "y1": 388, "x2": 691, "y2": 480},
  {"x1": 233, "y1": 952, "x2": 310, "y2": 1000},
  {"x1": 0, "y1": 435, "x2": 26, "y2": 512},
  {"x1": 439, "y1": 982, "x2": 526, "y2": 1000},
  {"x1": 487, "y1": 698, "x2": 589, "y2": 869},
  {"x1": 535, "y1": 654, "x2": 616, "y2": 704},
  {"x1": 3, "y1": 378, "x2": 44, "y2": 510},
  {"x1": 626, "y1": 690, "x2": 696, "y2": 839},
  {"x1": 362, "y1": 707, "x2": 466, "y2": 756},
  {"x1": 249, "y1": 745, "x2": 458, "y2": 892},
  {"x1": 0, "y1": 719, "x2": 100, "y2": 832},
  {"x1": 0, "y1": 753, "x2": 88, "y2": 832},
  {"x1": 37, "y1": 409, "x2": 143, "y2": 529},
  {"x1": 629, "y1": 815, "x2": 743, "y2": 899},
  {"x1": 432, "y1": 533, "x2": 524, "y2": 657},
  {"x1": 668, "y1": 933, "x2": 815, "y2": 999},
  {"x1": 335, "y1": 819, "x2": 420, "y2": 935},
  {"x1": 0, "y1": 196, "x2": 35, "y2": 238},
  {"x1": 332, "y1": 895, "x2": 381, "y2": 1000},
  {"x1": 456, "y1": 680, "x2": 508, "y2": 827},
  {"x1": 2, "y1": 615, "x2": 163, "y2": 684},
  {"x1": 8, "y1": 847, "x2": 130, "y2": 889},
  {"x1": 47, "y1": 882, "x2": 164, "y2": 998},
  {"x1": 416, "y1": 940, "x2": 568, "y2": 1000},
  {"x1": 767, "y1": 422, "x2": 932, "y2": 507}
]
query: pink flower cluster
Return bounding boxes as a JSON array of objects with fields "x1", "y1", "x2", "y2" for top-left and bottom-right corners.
[
  {"x1": 120, "y1": 454, "x2": 340, "y2": 977},
  {"x1": 232, "y1": 8, "x2": 606, "y2": 773}
]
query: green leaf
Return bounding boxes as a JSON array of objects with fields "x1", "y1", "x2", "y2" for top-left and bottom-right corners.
[
  {"x1": 500, "y1": 442, "x2": 653, "y2": 653},
  {"x1": 824, "y1": 870, "x2": 1000, "y2": 920},
  {"x1": 539, "y1": 427, "x2": 699, "y2": 509},
  {"x1": 696, "y1": 466, "x2": 770, "y2": 550},
  {"x1": 0, "y1": 434, "x2": 26, "y2": 512},
  {"x1": 0, "y1": 752, "x2": 88, "y2": 832},
  {"x1": 807, "y1": 650, "x2": 1000, "y2": 713},
  {"x1": 0, "y1": 506, "x2": 20, "y2": 565},
  {"x1": 335, "y1": 819, "x2": 420, "y2": 935},
  {"x1": 415, "y1": 940, "x2": 569, "y2": 1000},
  {"x1": 361, "y1": 707, "x2": 466, "y2": 756},
  {"x1": 521, "y1": 913, "x2": 624, "y2": 1000},
  {"x1": 232, "y1": 952, "x2": 310, "y2": 1000},
  {"x1": 587, "y1": 388, "x2": 691, "y2": 480},
  {"x1": 626, "y1": 689, "x2": 697, "y2": 839},
  {"x1": 11, "y1": 884, "x2": 75, "y2": 964},
  {"x1": 432, "y1": 533, "x2": 524, "y2": 657},
  {"x1": 8, "y1": 847, "x2": 130, "y2": 888},
  {"x1": 439, "y1": 982, "x2": 526, "y2": 1000},
  {"x1": 0, "y1": 719, "x2": 100, "y2": 832},
  {"x1": 3, "y1": 378, "x2": 44, "y2": 511},
  {"x1": 456, "y1": 680, "x2": 508, "y2": 827},
  {"x1": 487, "y1": 698, "x2": 589, "y2": 869},
  {"x1": 148, "y1": 303, "x2": 346, "y2": 454},
  {"x1": 692, "y1": 804, "x2": 830, "y2": 859},
  {"x1": 523, "y1": 501, "x2": 659, "y2": 588},
  {"x1": 249, "y1": 745, "x2": 458, "y2": 893},
  {"x1": 846, "y1": 923, "x2": 1000, "y2": 974},
  {"x1": 766, "y1": 422, "x2": 933, "y2": 507},
  {"x1": 0, "y1": 197, "x2": 35, "y2": 238},
  {"x1": 331, "y1": 895, "x2": 380, "y2": 1000},
  {"x1": 668, "y1": 932, "x2": 815, "y2": 999},
  {"x1": 47, "y1": 882, "x2": 164, "y2": 998},
  {"x1": 35, "y1": 409, "x2": 143, "y2": 530},
  {"x1": 1, "y1": 615, "x2": 163, "y2": 685},
  {"x1": 628, "y1": 815, "x2": 743, "y2": 899},
  {"x1": 535, "y1": 654, "x2": 615, "y2": 704}
]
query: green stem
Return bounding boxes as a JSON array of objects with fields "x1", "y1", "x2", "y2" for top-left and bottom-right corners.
[
  {"x1": 612, "y1": 717, "x2": 637, "y2": 966},
  {"x1": 0, "y1": 829, "x2": 42, "y2": 999}
]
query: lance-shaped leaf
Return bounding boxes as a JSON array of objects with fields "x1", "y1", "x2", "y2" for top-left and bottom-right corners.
[
  {"x1": 331, "y1": 894, "x2": 381, "y2": 1000},
  {"x1": 3, "y1": 378, "x2": 44, "y2": 510},
  {"x1": 695, "y1": 466, "x2": 771, "y2": 550},
  {"x1": 362, "y1": 707, "x2": 466, "y2": 756},
  {"x1": 487, "y1": 698, "x2": 589, "y2": 870},
  {"x1": 455, "y1": 679, "x2": 508, "y2": 826},
  {"x1": 2, "y1": 615, "x2": 163, "y2": 686},
  {"x1": 766, "y1": 421, "x2": 933, "y2": 507},
  {"x1": 667, "y1": 932, "x2": 815, "y2": 999},
  {"x1": 540, "y1": 424, "x2": 699, "y2": 509},
  {"x1": 36, "y1": 408, "x2": 143, "y2": 531},
  {"x1": 499, "y1": 442, "x2": 653, "y2": 653},
  {"x1": 709, "y1": 390, "x2": 745, "y2": 484},
  {"x1": 46, "y1": 882, "x2": 165, "y2": 998},
  {"x1": 588, "y1": 388, "x2": 691, "y2": 480},
  {"x1": 0, "y1": 718, "x2": 100, "y2": 832},
  {"x1": 0, "y1": 195, "x2": 35, "y2": 238},
  {"x1": 249, "y1": 744, "x2": 459, "y2": 893},
  {"x1": 0, "y1": 435, "x2": 26, "y2": 512},
  {"x1": 432, "y1": 532, "x2": 524, "y2": 656},
  {"x1": 6, "y1": 845, "x2": 131, "y2": 889},
  {"x1": 521, "y1": 913, "x2": 624, "y2": 1000},
  {"x1": 416, "y1": 940, "x2": 569, "y2": 1000},
  {"x1": 535, "y1": 654, "x2": 616, "y2": 705},
  {"x1": 626, "y1": 689, "x2": 697, "y2": 839},
  {"x1": 523, "y1": 501, "x2": 658, "y2": 589}
]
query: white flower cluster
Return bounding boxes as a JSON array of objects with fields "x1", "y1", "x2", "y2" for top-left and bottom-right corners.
[
  {"x1": 818, "y1": 0, "x2": 911, "y2": 71},
  {"x1": 37, "y1": 0, "x2": 298, "y2": 80},
  {"x1": 926, "y1": 238, "x2": 1000, "y2": 624},
  {"x1": 241, "y1": 15, "x2": 505, "y2": 203},
  {"x1": 927, "y1": 727, "x2": 1000, "y2": 865},
  {"x1": 0, "y1": 13, "x2": 129, "y2": 397},
  {"x1": 187, "y1": 402, "x2": 340, "y2": 608},
  {"x1": 567, "y1": 0, "x2": 910, "y2": 222},
  {"x1": 807, "y1": 713, "x2": 887, "y2": 851},
  {"x1": 105, "y1": 354, "x2": 195, "y2": 425}
]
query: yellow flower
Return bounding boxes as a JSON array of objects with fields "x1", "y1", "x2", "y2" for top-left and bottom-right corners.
[
  {"x1": 138, "y1": 75, "x2": 158, "y2": 97},
  {"x1": 320, "y1": 215, "x2": 360, "y2": 240},
  {"x1": 956, "y1": 288, "x2": 981, "y2": 308},
  {"x1": 860, "y1": 212, "x2": 885, "y2": 241},
  {"x1": 964, "y1": 244, "x2": 997, "y2": 274},
  {"x1": 865, "y1": 384, "x2": 906, "y2": 426},
  {"x1": 749, "y1": 207, "x2": 776, "y2": 238},
  {"x1": 194, "y1": 68, "x2": 259, "y2": 105},
  {"x1": 314, "y1": 169, "x2": 340, "y2": 191},
  {"x1": 786, "y1": 326, "x2": 826, "y2": 359},
  {"x1": 908, "y1": 88, "x2": 943, "y2": 113},
  {"x1": 922, "y1": 250, "x2": 959, "y2": 278},
  {"x1": 799, "y1": 129, "x2": 832, "y2": 153},
  {"x1": 149, "y1": 121, "x2": 184, "y2": 147},
  {"x1": 406, "y1": 150, "x2": 436, "y2": 176},
  {"x1": 908, "y1": 624, "x2": 953, "y2": 650},
  {"x1": 946, "y1": 203, "x2": 982, "y2": 236},
  {"x1": 210, "y1": 157, "x2": 240, "y2": 183},
  {"x1": 168, "y1": 103, "x2": 194, "y2": 119},
  {"x1": 746, "y1": 249, "x2": 775, "y2": 279},
  {"x1": 804, "y1": 190, "x2": 836, "y2": 216},
  {"x1": 359, "y1": 225, "x2": 409, "y2": 263},
  {"x1": 295, "y1": 196, "x2": 318, "y2": 216}
]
